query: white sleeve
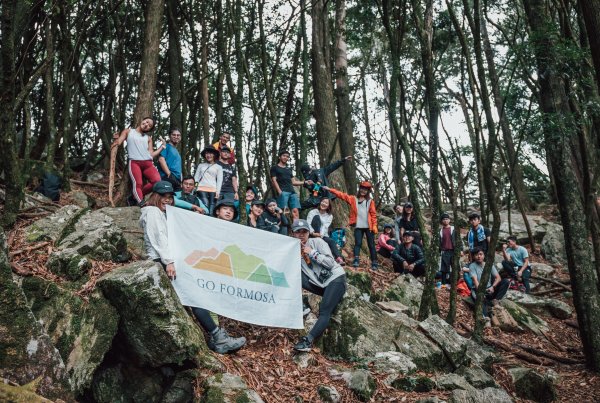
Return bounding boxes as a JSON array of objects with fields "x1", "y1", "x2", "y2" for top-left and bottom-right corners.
[
  {"x1": 306, "y1": 209, "x2": 317, "y2": 233},
  {"x1": 144, "y1": 208, "x2": 174, "y2": 265}
]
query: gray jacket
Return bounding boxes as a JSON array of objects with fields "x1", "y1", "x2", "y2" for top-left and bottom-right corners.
[{"x1": 301, "y1": 238, "x2": 345, "y2": 288}]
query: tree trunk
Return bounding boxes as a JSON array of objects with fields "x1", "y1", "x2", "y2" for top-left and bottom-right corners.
[
  {"x1": 579, "y1": 0, "x2": 600, "y2": 93},
  {"x1": 44, "y1": 17, "x2": 57, "y2": 170},
  {"x1": 167, "y1": 0, "x2": 185, "y2": 135}
]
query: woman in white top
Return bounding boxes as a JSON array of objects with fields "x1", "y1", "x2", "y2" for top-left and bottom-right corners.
[
  {"x1": 306, "y1": 198, "x2": 345, "y2": 265},
  {"x1": 112, "y1": 117, "x2": 165, "y2": 205},
  {"x1": 194, "y1": 145, "x2": 223, "y2": 215}
]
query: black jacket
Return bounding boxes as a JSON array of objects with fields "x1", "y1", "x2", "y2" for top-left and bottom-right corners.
[{"x1": 300, "y1": 159, "x2": 345, "y2": 208}]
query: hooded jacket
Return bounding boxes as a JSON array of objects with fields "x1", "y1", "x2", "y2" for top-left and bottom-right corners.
[
  {"x1": 328, "y1": 187, "x2": 378, "y2": 233},
  {"x1": 139, "y1": 206, "x2": 173, "y2": 265}
]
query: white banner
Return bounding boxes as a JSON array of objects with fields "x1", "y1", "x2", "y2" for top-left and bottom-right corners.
[{"x1": 166, "y1": 205, "x2": 303, "y2": 329}]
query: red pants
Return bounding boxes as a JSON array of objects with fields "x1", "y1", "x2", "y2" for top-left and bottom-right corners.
[{"x1": 128, "y1": 160, "x2": 160, "y2": 203}]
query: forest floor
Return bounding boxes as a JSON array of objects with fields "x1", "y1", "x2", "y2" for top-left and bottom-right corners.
[{"x1": 6, "y1": 179, "x2": 600, "y2": 402}]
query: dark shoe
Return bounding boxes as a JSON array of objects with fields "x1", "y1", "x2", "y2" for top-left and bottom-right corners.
[
  {"x1": 352, "y1": 258, "x2": 359, "y2": 268},
  {"x1": 371, "y1": 261, "x2": 379, "y2": 270},
  {"x1": 293, "y1": 336, "x2": 312, "y2": 352},
  {"x1": 209, "y1": 327, "x2": 246, "y2": 354},
  {"x1": 335, "y1": 257, "x2": 346, "y2": 266}
]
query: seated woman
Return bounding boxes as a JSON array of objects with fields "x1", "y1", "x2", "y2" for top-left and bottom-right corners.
[
  {"x1": 377, "y1": 224, "x2": 397, "y2": 258},
  {"x1": 262, "y1": 198, "x2": 289, "y2": 235},
  {"x1": 306, "y1": 197, "x2": 345, "y2": 265},
  {"x1": 139, "y1": 181, "x2": 245, "y2": 354},
  {"x1": 246, "y1": 200, "x2": 270, "y2": 230},
  {"x1": 291, "y1": 219, "x2": 346, "y2": 352}
]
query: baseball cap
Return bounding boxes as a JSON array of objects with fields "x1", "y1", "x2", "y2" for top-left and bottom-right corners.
[
  {"x1": 291, "y1": 219, "x2": 310, "y2": 232},
  {"x1": 441, "y1": 213, "x2": 450, "y2": 220},
  {"x1": 152, "y1": 181, "x2": 174, "y2": 195},
  {"x1": 404, "y1": 202, "x2": 413, "y2": 208}
]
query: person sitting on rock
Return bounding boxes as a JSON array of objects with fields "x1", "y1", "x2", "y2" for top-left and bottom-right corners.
[
  {"x1": 323, "y1": 182, "x2": 378, "y2": 270},
  {"x1": 397, "y1": 202, "x2": 422, "y2": 246},
  {"x1": 438, "y1": 213, "x2": 455, "y2": 286},
  {"x1": 214, "y1": 199, "x2": 238, "y2": 222},
  {"x1": 377, "y1": 224, "x2": 398, "y2": 259},
  {"x1": 502, "y1": 235, "x2": 531, "y2": 293},
  {"x1": 466, "y1": 247, "x2": 509, "y2": 318},
  {"x1": 306, "y1": 197, "x2": 345, "y2": 265},
  {"x1": 467, "y1": 212, "x2": 491, "y2": 254},
  {"x1": 139, "y1": 181, "x2": 245, "y2": 354},
  {"x1": 246, "y1": 200, "x2": 271, "y2": 231},
  {"x1": 391, "y1": 231, "x2": 425, "y2": 276},
  {"x1": 291, "y1": 219, "x2": 347, "y2": 352},
  {"x1": 173, "y1": 175, "x2": 208, "y2": 214},
  {"x1": 262, "y1": 198, "x2": 289, "y2": 235}
]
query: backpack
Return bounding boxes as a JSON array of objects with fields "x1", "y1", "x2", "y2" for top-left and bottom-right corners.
[{"x1": 330, "y1": 228, "x2": 347, "y2": 249}]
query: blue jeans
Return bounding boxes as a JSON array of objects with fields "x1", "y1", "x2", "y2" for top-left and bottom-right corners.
[{"x1": 277, "y1": 191, "x2": 301, "y2": 210}]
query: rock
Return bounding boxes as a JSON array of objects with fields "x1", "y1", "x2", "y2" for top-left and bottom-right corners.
[
  {"x1": 504, "y1": 290, "x2": 572, "y2": 319},
  {"x1": 418, "y1": 315, "x2": 470, "y2": 369},
  {"x1": 20, "y1": 276, "x2": 118, "y2": 395},
  {"x1": 380, "y1": 204, "x2": 396, "y2": 218},
  {"x1": 449, "y1": 387, "x2": 513, "y2": 402},
  {"x1": 0, "y1": 231, "x2": 70, "y2": 400},
  {"x1": 0, "y1": 379, "x2": 54, "y2": 402},
  {"x1": 386, "y1": 311, "x2": 420, "y2": 328},
  {"x1": 509, "y1": 367, "x2": 556, "y2": 402},
  {"x1": 98, "y1": 207, "x2": 146, "y2": 258},
  {"x1": 87, "y1": 171, "x2": 104, "y2": 182},
  {"x1": 91, "y1": 362, "x2": 164, "y2": 403},
  {"x1": 532, "y1": 263, "x2": 555, "y2": 278},
  {"x1": 348, "y1": 369, "x2": 376, "y2": 401},
  {"x1": 377, "y1": 215, "x2": 395, "y2": 232},
  {"x1": 69, "y1": 190, "x2": 96, "y2": 208},
  {"x1": 376, "y1": 300, "x2": 411, "y2": 315},
  {"x1": 161, "y1": 369, "x2": 199, "y2": 403},
  {"x1": 434, "y1": 373, "x2": 474, "y2": 391},
  {"x1": 319, "y1": 286, "x2": 448, "y2": 371},
  {"x1": 392, "y1": 375, "x2": 435, "y2": 392},
  {"x1": 371, "y1": 351, "x2": 417, "y2": 385},
  {"x1": 293, "y1": 352, "x2": 316, "y2": 368},
  {"x1": 317, "y1": 385, "x2": 340, "y2": 403},
  {"x1": 496, "y1": 211, "x2": 549, "y2": 243},
  {"x1": 541, "y1": 223, "x2": 567, "y2": 264},
  {"x1": 490, "y1": 304, "x2": 524, "y2": 333},
  {"x1": 57, "y1": 209, "x2": 129, "y2": 262},
  {"x1": 24, "y1": 205, "x2": 85, "y2": 242},
  {"x1": 416, "y1": 398, "x2": 446, "y2": 403},
  {"x1": 202, "y1": 373, "x2": 264, "y2": 402},
  {"x1": 98, "y1": 261, "x2": 207, "y2": 367},
  {"x1": 382, "y1": 274, "x2": 424, "y2": 318},
  {"x1": 345, "y1": 269, "x2": 372, "y2": 296},
  {"x1": 45, "y1": 248, "x2": 92, "y2": 281},
  {"x1": 456, "y1": 367, "x2": 497, "y2": 388},
  {"x1": 499, "y1": 299, "x2": 549, "y2": 335}
]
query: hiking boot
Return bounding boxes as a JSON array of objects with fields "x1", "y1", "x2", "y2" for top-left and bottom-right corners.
[
  {"x1": 209, "y1": 327, "x2": 246, "y2": 354},
  {"x1": 293, "y1": 336, "x2": 312, "y2": 352},
  {"x1": 371, "y1": 261, "x2": 379, "y2": 270},
  {"x1": 335, "y1": 257, "x2": 346, "y2": 266},
  {"x1": 352, "y1": 258, "x2": 359, "y2": 267}
]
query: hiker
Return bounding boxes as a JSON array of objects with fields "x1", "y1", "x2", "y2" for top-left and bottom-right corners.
[
  {"x1": 465, "y1": 247, "x2": 509, "y2": 318},
  {"x1": 391, "y1": 231, "x2": 425, "y2": 276},
  {"x1": 157, "y1": 127, "x2": 183, "y2": 191},
  {"x1": 306, "y1": 197, "x2": 345, "y2": 265},
  {"x1": 393, "y1": 204, "x2": 403, "y2": 239},
  {"x1": 194, "y1": 145, "x2": 223, "y2": 215},
  {"x1": 216, "y1": 146, "x2": 239, "y2": 202},
  {"x1": 299, "y1": 156, "x2": 352, "y2": 210},
  {"x1": 247, "y1": 200, "x2": 271, "y2": 231},
  {"x1": 397, "y1": 202, "x2": 422, "y2": 246},
  {"x1": 213, "y1": 131, "x2": 235, "y2": 164},
  {"x1": 173, "y1": 175, "x2": 208, "y2": 214},
  {"x1": 270, "y1": 150, "x2": 305, "y2": 221},
  {"x1": 467, "y1": 212, "x2": 491, "y2": 254},
  {"x1": 502, "y1": 235, "x2": 531, "y2": 293},
  {"x1": 214, "y1": 199, "x2": 238, "y2": 222},
  {"x1": 291, "y1": 219, "x2": 347, "y2": 352},
  {"x1": 112, "y1": 117, "x2": 163, "y2": 206},
  {"x1": 263, "y1": 198, "x2": 289, "y2": 235},
  {"x1": 245, "y1": 185, "x2": 259, "y2": 215},
  {"x1": 139, "y1": 181, "x2": 245, "y2": 354},
  {"x1": 324, "y1": 182, "x2": 378, "y2": 270},
  {"x1": 438, "y1": 213, "x2": 455, "y2": 286},
  {"x1": 377, "y1": 224, "x2": 397, "y2": 259}
]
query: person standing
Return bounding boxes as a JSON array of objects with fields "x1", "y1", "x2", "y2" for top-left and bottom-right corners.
[
  {"x1": 270, "y1": 150, "x2": 306, "y2": 221},
  {"x1": 213, "y1": 131, "x2": 235, "y2": 164},
  {"x1": 467, "y1": 212, "x2": 491, "y2": 254},
  {"x1": 397, "y1": 202, "x2": 422, "y2": 246},
  {"x1": 502, "y1": 235, "x2": 531, "y2": 293},
  {"x1": 112, "y1": 117, "x2": 163, "y2": 206},
  {"x1": 157, "y1": 127, "x2": 183, "y2": 191},
  {"x1": 194, "y1": 145, "x2": 223, "y2": 215},
  {"x1": 439, "y1": 213, "x2": 455, "y2": 286},
  {"x1": 216, "y1": 146, "x2": 238, "y2": 202},
  {"x1": 324, "y1": 182, "x2": 378, "y2": 270}
]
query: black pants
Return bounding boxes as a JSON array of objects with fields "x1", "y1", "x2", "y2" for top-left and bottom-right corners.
[
  {"x1": 302, "y1": 273, "x2": 346, "y2": 341},
  {"x1": 310, "y1": 215, "x2": 342, "y2": 259},
  {"x1": 354, "y1": 228, "x2": 377, "y2": 262},
  {"x1": 197, "y1": 191, "x2": 217, "y2": 215},
  {"x1": 440, "y1": 250, "x2": 454, "y2": 284},
  {"x1": 378, "y1": 239, "x2": 398, "y2": 259},
  {"x1": 390, "y1": 253, "x2": 426, "y2": 277},
  {"x1": 501, "y1": 260, "x2": 531, "y2": 293},
  {"x1": 472, "y1": 278, "x2": 510, "y2": 316}
]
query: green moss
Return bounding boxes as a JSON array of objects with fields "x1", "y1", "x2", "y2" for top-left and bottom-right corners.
[
  {"x1": 345, "y1": 270, "x2": 372, "y2": 295},
  {"x1": 56, "y1": 208, "x2": 90, "y2": 246},
  {"x1": 392, "y1": 376, "x2": 434, "y2": 392},
  {"x1": 234, "y1": 391, "x2": 252, "y2": 403},
  {"x1": 321, "y1": 311, "x2": 367, "y2": 360},
  {"x1": 203, "y1": 387, "x2": 225, "y2": 403}
]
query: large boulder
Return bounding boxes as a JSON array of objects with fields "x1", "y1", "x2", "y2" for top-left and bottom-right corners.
[
  {"x1": 381, "y1": 274, "x2": 424, "y2": 318},
  {"x1": 202, "y1": 373, "x2": 264, "y2": 402},
  {"x1": 450, "y1": 387, "x2": 513, "y2": 403},
  {"x1": 24, "y1": 204, "x2": 86, "y2": 243},
  {"x1": 532, "y1": 263, "x2": 555, "y2": 278},
  {"x1": 504, "y1": 290, "x2": 572, "y2": 319},
  {"x1": 498, "y1": 299, "x2": 549, "y2": 335},
  {"x1": 434, "y1": 373, "x2": 475, "y2": 391},
  {"x1": 319, "y1": 285, "x2": 448, "y2": 371},
  {"x1": 541, "y1": 223, "x2": 567, "y2": 265},
  {"x1": 97, "y1": 261, "x2": 207, "y2": 367},
  {"x1": 328, "y1": 367, "x2": 376, "y2": 401},
  {"x1": 98, "y1": 207, "x2": 146, "y2": 258},
  {"x1": 20, "y1": 276, "x2": 118, "y2": 395},
  {"x1": 371, "y1": 351, "x2": 417, "y2": 385},
  {"x1": 419, "y1": 315, "x2": 470, "y2": 369},
  {"x1": 496, "y1": 211, "x2": 549, "y2": 243},
  {"x1": 0, "y1": 232, "x2": 70, "y2": 399},
  {"x1": 509, "y1": 367, "x2": 557, "y2": 402}
]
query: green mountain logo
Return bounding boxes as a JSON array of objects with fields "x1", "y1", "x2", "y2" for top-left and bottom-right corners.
[{"x1": 184, "y1": 245, "x2": 290, "y2": 288}]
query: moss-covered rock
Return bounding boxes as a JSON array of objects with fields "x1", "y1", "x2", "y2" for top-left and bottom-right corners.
[
  {"x1": 0, "y1": 378, "x2": 54, "y2": 403},
  {"x1": 347, "y1": 369, "x2": 376, "y2": 401},
  {"x1": 504, "y1": 290, "x2": 572, "y2": 319},
  {"x1": 418, "y1": 315, "x2": 470, "y2": 369},
  {"x1": 345, "y1": 269, "x2": 372, "y2": 296},
  {"x1": 509, "y1": 367, "x2": 556, "y2": 402},
  {"x1": 499, "y1": 299, "x2": 549, "y2": 335},
  {"x1": 24, "y1": 205, "x2": 85, "y2": 243},
  {"x1": 45, "y1": 248, "x2": 92, "y2": 281},
  {"x1": 380, "y1": 274, "x2": 423, "y2": 318},
  {"x1": 98, "y1": 206, "x2": 146, "y2": 258},
  {"x1": 202, "y1": 373, "x2": 264, "y2": 402},
  {"x1": 392, "y1": 376, "x2": 435, "y2": 392},
  {"x1": 20, "y1": 276, "x2": 119, "y2": 395},
  {"x1": 97, "y1": 261, "x2": 207, "y2": 367},
  {"x1": 161, "y1": 369, "x2": 200, "y2": 403}
]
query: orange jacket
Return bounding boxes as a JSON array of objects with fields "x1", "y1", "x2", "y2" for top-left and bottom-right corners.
[{"x1": 329, "y1": 188, "x2": 378, "y2": 233}]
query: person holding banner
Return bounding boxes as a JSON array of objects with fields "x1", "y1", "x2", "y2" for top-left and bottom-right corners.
[
  {"x1": 140, "y1": 181, "x2": 246, "y2": 354},
  {"x1": 291, "y1": 219, "x2": 347, "y2": 352}
]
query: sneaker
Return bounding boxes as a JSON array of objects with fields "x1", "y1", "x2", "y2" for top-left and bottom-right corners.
[
  {"x1": 371, "y1": 261, "x2": 379, "y2": 270},
  {"x1": 209, "y1": 327, "x2": 246, "y2": 354},
  {"x1": 335, "y1": 257, "x2": 346, "y2": 266},
  {"x1": 303, "y1": 303, "x2": 311, "y2": 316},
  {"x1": 483, "y1": 317, "x2": 492, "y2": 328},
  {"x1": 352, "y1": 258, "x2": 359, "y2": 268},
  {"x1": 293, "y1": 336, "x2": 312, "y2": 352}
]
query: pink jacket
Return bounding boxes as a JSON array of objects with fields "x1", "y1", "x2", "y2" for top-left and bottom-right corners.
[{"x1": 377, "y1": 233, "x2": 395, "y2": 251}]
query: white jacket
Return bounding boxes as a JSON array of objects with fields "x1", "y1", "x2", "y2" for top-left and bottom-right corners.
[
  {"x1": 139, "y1": 206, "x2": 173, "y2": 265},
  {"x1": 301, "y1": 238, "x2": 345, "y2": 288}
]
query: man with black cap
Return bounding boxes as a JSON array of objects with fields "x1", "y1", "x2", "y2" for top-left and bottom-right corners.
[
  {"x1": 217, "y1": 145, "x2": 239, "y2": 212},
  {"x1": 291, "y1": 219, "x2": 346, "y2": 352},
  {"x1": 438, "y1": 213, "x2": 455, "y2": 286},
  {"x1": 270, "y1": 150, "x2": 306, "y2": 221},
  {"x1": 391, "y1": 231, "x2": 426, "y2": 276},
  {"x1": 299, "y1": 155, "x2": 352, "y2": 210}
]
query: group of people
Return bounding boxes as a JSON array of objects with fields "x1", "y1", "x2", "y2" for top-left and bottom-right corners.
[{"x1": 116, "y1": 119, "x2": 532, "y2": 353}]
